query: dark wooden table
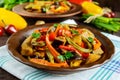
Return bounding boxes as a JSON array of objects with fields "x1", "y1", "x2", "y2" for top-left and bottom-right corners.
[{"x1": 1, "y1": 0, "x2": 120, "y2": 79}]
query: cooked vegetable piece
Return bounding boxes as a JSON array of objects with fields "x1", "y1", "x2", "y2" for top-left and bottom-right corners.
[
  {"x1": 66, "y1": 36, "x2": 92, "y2": 53},
  {"x1": 81, "y1": 36, "x2": 92, "y2": 49},
  {"x1": 46, "y1": 34, "x2": 64, "y2": 62},
  {"x1": 72, "y1": 35, "x2": 82, "y2": 45},
  {"x1": 46, "y1": 49, "x2": 54, "y2": 63},
  {"x1": 21, "y1": 36, "x2": 33, "y2": 56},
  {"x1": 93, "y1": 47, "x2": 104, "y2": 55},
  {"x1": 93, "y1": 38, "x2": 101, "y2": 50},
  {"x1": 70, "y1": 60, "x2": 82, "y2": 67},
  {"x1": 59, "y1": 45, "x2": 75, "y2": 52},
  {"x1": 49, "y1": 32, "x2": 56, "y2": 41},
  {"x1": 30, "y1": 58, "x2": 69, "y2": 67},
  {"x1": 86, "y1": 54, "x2": 101, "y2": 64}
]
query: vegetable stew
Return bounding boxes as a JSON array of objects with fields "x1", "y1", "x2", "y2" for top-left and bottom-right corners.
[{"x1": 21, "y1": 23, "x2": 104, "y2": 68}]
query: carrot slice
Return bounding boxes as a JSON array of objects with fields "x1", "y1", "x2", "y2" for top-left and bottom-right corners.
[
  {"x1": 30, "y1": 58, "x2": 69, "y2": 68},
  {"x1": 93, "y1": 38, "x2": 102, "y2": 50}
]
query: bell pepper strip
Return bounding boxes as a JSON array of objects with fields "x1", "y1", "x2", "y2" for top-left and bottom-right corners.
[
  {"x1": 93, "y1": 38, "x2": 102, "y2": 50},
  {"x1": 54, "y1": 24, "x2": 62, "y2": 35},
  {"x1": 81, "y1": 53, "x2": 89, "y2": 59},
  {"x1": 69, "y1": 0, "x2": 92, "y2": 5},
  {"x1": 49, "y1": 32, "x2": 56, "y2": 41},
  {"x1": 30, "y1": 58, "x2": 69, "y2": 68},
  {"x1": 81, "y1": 1, "x2": 103, "y2": 15},
  {"x1": 59, "y1": 45, "x2": 75, "y2": 52},
  {"x1": 66, "y1": 36, "x2": 92, "y2": 53},
  {"x1": 73, "y1": 46, "x2": 89, "y2": 59},
  {"x1": 80, "y1": 42, "x2": 85, "y2": 48}
]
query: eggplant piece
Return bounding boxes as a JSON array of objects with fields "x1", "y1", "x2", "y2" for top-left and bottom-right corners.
[{"x1": 21, "y1": 36, "x2": 33, "y2": 56}]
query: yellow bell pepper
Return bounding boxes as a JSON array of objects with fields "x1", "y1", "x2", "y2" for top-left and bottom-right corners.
[
  {"x1": 0, "y1": 8, "x2": 27, "y2": 30},
  {"x1": 81, "y1": 1, "x2": 103, "y2": 15}
]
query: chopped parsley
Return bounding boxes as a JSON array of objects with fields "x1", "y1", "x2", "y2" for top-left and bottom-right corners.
[
  {"x1": 88, "y1": 37, "x2": 93, "y2": 43},
  {"x1": 32, "y1": 32, "x2": 41, "y2": 39},
  {"x1": 71, "y1": 30, "x2": 79, "y2": 35},
  {"x1": 64, "y1": 51, "x2": 74, "y2": 60},
  {"x1": 53, "y1": 23, "x2": 58, "y2": 28}
]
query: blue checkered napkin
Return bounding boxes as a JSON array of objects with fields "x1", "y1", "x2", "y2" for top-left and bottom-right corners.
[{"x1": 0, "y1": 32, "x2": 120, "y2": 80}]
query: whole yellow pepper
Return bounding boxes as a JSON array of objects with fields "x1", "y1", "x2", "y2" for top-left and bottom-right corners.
[
  {"x1": 81, "y1": 1, "x2": 103, "y2": 15},
  {"x1": 0, "y1": 8, "x2": 27, "y2": 30}
]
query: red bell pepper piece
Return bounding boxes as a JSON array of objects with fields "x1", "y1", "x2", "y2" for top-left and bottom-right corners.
[
  {"x1": 69, "y1": 0, "x2": 92, "y2": 5},
  {"x1": 59, "y1": 45, "x2": 75, "y2": 52}
]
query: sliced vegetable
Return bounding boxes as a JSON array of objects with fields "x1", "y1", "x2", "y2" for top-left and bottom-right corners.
[
  {"x1": 49, "y1": 32, "x2": 56, "y2": 41},
  {"x1": 59, "y1": 45, "x2": 75, "y2": 52},
  {"x1": 70, "y1": 59, "x2": 82, "y2": 67},
  {"x1": 93, "y1": 38, "x2": 101, "y2": 50},
  {"x1": 82, "y1": 53, "x2": 89, "y2": 59},
  {"x1": 66, "y1": 36, "x2": 92, "y2": 53},
  {"x1": 46, "y1": 34, "x2": 63, "y2": 62},
  {"x1": 69, "y1": 0, "x2": 91, "y2": 5},
  {"x1": 81, "y1": 36, "x2": 92, "y2": 49},
  {"x1": 46, "y1": 49, "x2": 54, "y2": 63},
  {"x1": 30, "y1": 58, "x2": 69, "y2": 68}
]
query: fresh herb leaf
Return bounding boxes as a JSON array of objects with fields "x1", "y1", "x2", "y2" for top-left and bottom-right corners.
[
  {"x1": 71, "y1": 30, "x2": 79, "y2": 35},
  {"x1": 53, "y1": 23, "x2": 58, "y2": 28},
  {"x1": 88, "y1": 37, "x2": 93, "y2": 43},
  {"x1": 32, "y1": 32, "x2": 41, "y2": 39},
  {"x1": 64, "y1": 51, "x2": 74, "y2": 60},
  {"x1": 57, "y1": 55, "x2": 65, "y2": 62},
  {"x1": 29, "y1": 0, "x2": 34, "y2": 2},
  {"x1": 4, "y1": 0, "x2": 16, "y2": 4}
]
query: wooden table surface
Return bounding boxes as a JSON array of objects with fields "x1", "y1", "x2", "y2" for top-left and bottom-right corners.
[{"x1": 1, "y1": 0, "x2": 120, "y2": 79}]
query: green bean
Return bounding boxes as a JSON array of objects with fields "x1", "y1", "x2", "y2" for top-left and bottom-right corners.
[{"x1": 66, "y1": 36, "x2": 92, "y2": 53}]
